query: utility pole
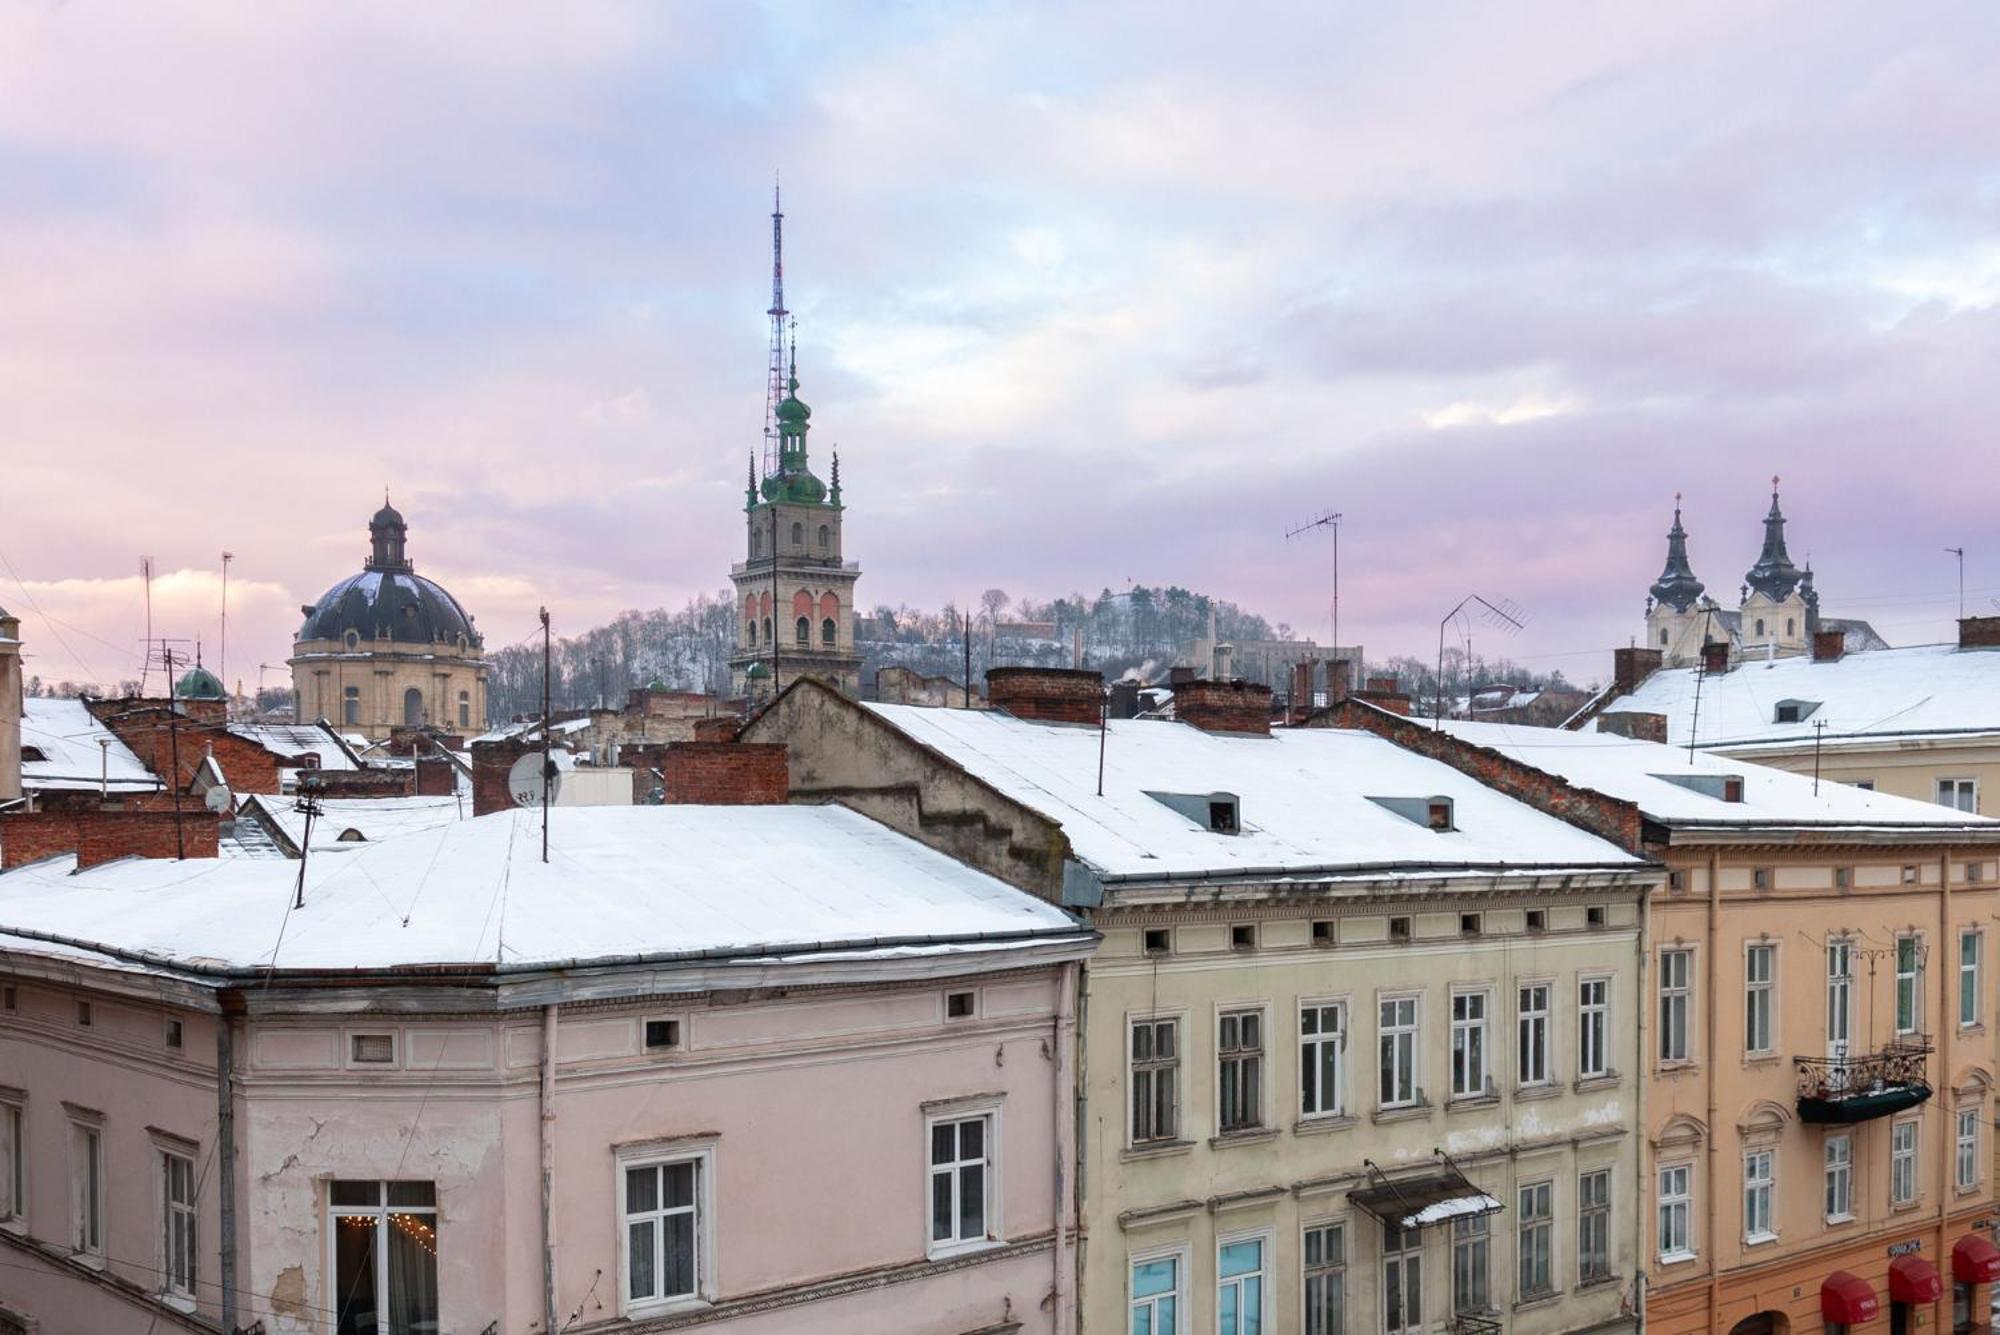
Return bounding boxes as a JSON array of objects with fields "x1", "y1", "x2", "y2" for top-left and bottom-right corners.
[
  {"x1": 219, "y1": 551, "x2": 234, "y2": 714},
  {"x1": 292, "y1": 778, "x2": 323, "y2": 909},
  {"x1": 963, "y1": 604, "x2": 972, "y2": 709},
  {"x1": 1946, "y1": 547, "x2": 1965, "y2": 621},
  {"x1": 1812, "y1": 718, "x2": 1828, "y2": 795},
  {"x1": 540, "y1": 607, "x2": 552, "y2": 865},
  {"x1": 162, "y1": 642, "x2": 186, "y2": 858}
]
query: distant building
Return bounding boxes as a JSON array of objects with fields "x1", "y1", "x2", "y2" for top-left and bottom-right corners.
[
  {"x1": 874, "y1": 665, "x2": 985, "y2": 708},
  {"x1": 290, "y1": 499, "x2": 487, "y2": 740}
]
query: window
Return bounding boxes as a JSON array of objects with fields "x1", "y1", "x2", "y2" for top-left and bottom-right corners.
[
  {"x1": 332, "y1": 1181, "x2": 440, "y2": 1329},
  {"x1": 1230, "y1": 924, "x2": 1256, "y2": 951},
  {"x1": 1745, "y1": 944, "x2": 1775, "y2": 1054},
  {"x1": 1217, "y1": 1010, "x2": 1264, "y2": 1133},
  {"x1": 817, "y1": 523, "x2": 830, "y2": 551},
  {"x1": 1827, "y1": 938, "x2": 1854, "y2": 1055},
  {"x1": 342, "y1": 685, "x2": 360, "y2": 726},
  {"x1": 1389, "y1": 916, "x2": 1411, "y2": 941},
  {"x1": 929, "y1": 1113, "x2": 994, "y2": 1251},
  {"x1": 1667, "y1": 869, "x2": 1686, "y2": 892},
  {"x1": 1903, "y1": 863, "x2": 1920, "y2": 884},
  {"x1": 1450, "y1": 992, "x2": 1489, "y2": 1098},
  {"x1": 1659, "y1": 949, "x2": 1691, "y2": 1062},
  {"x1": 1426, "y1": 799, "x2": 1452, "y2": 831},
  {"x1": 76, "y1": 1000, "x2": 91, "y2": 1027},
  {"x1": 820, "y1": 617, "x2": 836, "y2": 647},
  {"x1": 789, "y1": 521, "x2": 803, "y2": 545},
  {"x1": 1517, "y1": 984, "x2": 1551, "y2": 1086},
  {"x1": 1971, "y1": 861, "x2": 1987, "y2": 883},
  {"x1": 401, "y1": 687, "x2": 424, "y2": 728},
  {"x1": 1834, "y1": 865, "x2": 1851, "y2": 889},
  {"x1": 1895, "y1": 936, "x2": 1922, "y2": 1034},
  {"x1": 1938, "y1": 778, "x2": 1978, "y2": 812},
  {"x1": 1578, "y1": 1169, "x2": 1611, "y2": 1284},
  {"x1": 351, "y1": 1033, "x2": 395, "y2": 1064},
  {"x1": 457, "y1": 691, "x2": 470, "y2": 728},
  {"x1": 1775, "y1": 702, "x2": 1801, "y2": 723},
  {"x1": 761, "y1": 616, "x2": 772, "y2": 644},
  {"x1": 1525, "y1": 909, "x2": 1546, "y2": 933},
  {"x1": 1852, "y1": 780, "x2": 1875, "y2": 791},
  {"x1": 621, "y1": 1158, "x2": 706, "y2": 1308},
  {"x1": 643, "y1": 1019, "x2": 681, "y2": 1050},
  {"x1": 1453, "y1": 1212, "x2": 1490, "y2": 1314},
  {"x1": 1891, "y1": 1120, "x2": 1918, "y2": 1205},
  {"x1": 1959, "y1": 1108, "x2": 1981, "y2": 1191},
  {"x1": 1518, "y1": 1181, "x2": 1554, "y2": 1298},
  {"x1": 165, "y1": 1018, "x2": 183, "y2": 1049},
  {"x1": 1459, "y1": 912, "x2": 1481, "y2": 936},
  {"x1": 1658, "y1": 1164, "x2": 1692, "y2": 1260},
  {"x1": 746, "y1": 619, "x2": 757, "y2": 646},
  {"x1": 946, "y1": 992, "x2": 975, "y2": 1020},
  {"x1": 71, "y1": 1122, "x2": 102, "y2": 1259},
  {"x1": 1, "y1": 1102, "x2": 22, "y2": 1225},
  {"x1": 1825, "y1": 1134, "x2": 1852, "y2": 1221},
  {"x1": 1743, "y1": 1150, "x2": 1775, "y2": 1242},
  {"x1": 1310, "y1": 920, "x2": 1334, "y2": 947},
  {"x1": 1, "y1": 985, "x2": 13, "y2": 1011},
  {"x1": 1754, "y1": 618, "x2": 1765, "y2": 636},
  {"x1": 1579, "y1": 978, "x2": 1610, "y2": 1079},
  {"x1": 1144, "y1": 928, "x2": 1171, "y2": 955},
  {"x1": 1383, "y1": 1222, "x2": 1423, "y2": 1333},
  {"x1": 1303, "y1": 1224, "x2": 1345, "y2": 1335},
  {"x1": 1961, "y1": 931, "x2": 1981, "y2": 1028},
  {"x1": 1299, "y1": 1003, "x2": 1345, "y2": 1119},
  {"x1": 1752, "y1": 867, "x2": 1772, "y2": 891},
  {"x1": 1586, "y1": 905, "x2": 1606, "y2": 927},
  {"x1": 1130, "y1": 1252, "x2": 1181, "y2": 1335},
  {"x1": 1217, "y1": 1237, "x2": 1265, "y2": 1335},
  {"x1": 1378, "y1": 996, "x2": 1419, "y2": 1108},
  {"x1": 1131, "y1": 1018, "x2": 1180, "y2": 1144},
  {"x1": 794, "y1": 616, "x2": 809, "y2": 645},
  {"x1": 162, "y1": 1150, "x2": 196, "y2": 1301}
]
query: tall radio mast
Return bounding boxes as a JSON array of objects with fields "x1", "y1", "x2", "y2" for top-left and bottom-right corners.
[{"x1": 762, "y1": 178, "x2": 789, "y2": 480}]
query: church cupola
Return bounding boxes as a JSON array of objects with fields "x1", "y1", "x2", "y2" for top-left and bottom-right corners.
[
  {"x1": 1648, "y1": 496, "x2": 1706, "y2": 613},
  {"x1": 1743, "y1": 477, "x2": 1803, "y2": 601},
  {"x1": 368, "y1": 495, "x2": 412, "y2": 572},
  {"x1": 758, "y1": 342, "x2": 829, "y2": 506}
]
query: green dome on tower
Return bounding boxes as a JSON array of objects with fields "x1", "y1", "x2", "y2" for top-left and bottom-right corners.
[{"x1": 176, "y1": 665, "x2": 225, "y2": 701}]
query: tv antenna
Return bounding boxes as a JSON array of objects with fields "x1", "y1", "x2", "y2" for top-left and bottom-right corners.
[
  {"x1": 1946, "y1": 547, "x2": 1965, "y2": 621},
  {"x1": 1434, "y1": 595, "x2": 1527, "y2": 727},
  {"x1": 219, "y1": 551, "x2": 234, "y2": 711},
  {"x1": 1284, "y1": 510, "x2": 1343, "y2": 654}
]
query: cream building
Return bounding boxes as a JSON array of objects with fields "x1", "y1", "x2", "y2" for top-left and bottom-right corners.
[
  {"x1": 290, "y1": 501, "x2": 487, "y2": 740},
  {"x1": 746, "y1": 671, "x2": 1660, "y2": 1335}
]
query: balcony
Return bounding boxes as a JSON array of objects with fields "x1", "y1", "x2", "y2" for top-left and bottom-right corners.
[
  {"x1": 1795, "y1": 1037, "x2": 1933, "y2": 1124},
  {"x1": 1449, "y1": 1316, "x2": 1503, "y2": 1335}
]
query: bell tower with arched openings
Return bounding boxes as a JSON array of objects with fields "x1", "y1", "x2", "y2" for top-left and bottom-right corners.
[{"x1": 727, "y1": 189, "x2": 862, "y2": 700}]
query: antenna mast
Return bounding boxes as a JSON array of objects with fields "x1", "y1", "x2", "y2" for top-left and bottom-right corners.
[
  {"x1": 762, "y1": 178, "x2": 789, "y2": 480},
  {"x1": 219, "y1": 551, "x2": 234, "y2": 713}
]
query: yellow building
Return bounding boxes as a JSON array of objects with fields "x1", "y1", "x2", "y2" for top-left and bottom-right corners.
[{"x1": 289, "y1": 501, "x2": 486, "y2": 740}]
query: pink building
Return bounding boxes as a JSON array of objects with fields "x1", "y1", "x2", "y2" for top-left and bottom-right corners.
[{"x1": 0, "y1": 804, "x2": 1094, "y2": 1335}]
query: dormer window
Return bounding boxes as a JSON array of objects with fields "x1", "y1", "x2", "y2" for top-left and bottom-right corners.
[
  {"x1": 1773, "y1": 699, "x2": 1821, "y2": 724},
  {"x1": 1724, "y1": 777, "x2": 1744, "y2": 803},
  {"x1": 18, "y1": 746, "x2": 44, "y2": 763},
  {"x1": 1146, "y1": 791, "x2": 1242, "y2": 835},
  {"x1": 1209, "y1": 800, "x2": 1238, "y2": 834},
  {"x1": 1368, "y1": 795, "x2": 1458, "y2": 831},
  {"x1": 1427, "y1": 799, "x2": 1454, "y2": 831},
  {"x1": 1650, "y1": 773, "x2": 1746, "y2": 804}
]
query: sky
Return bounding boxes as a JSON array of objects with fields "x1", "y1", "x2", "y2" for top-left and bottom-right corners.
[{"x1": 3, "y1": 1, "x2": 1999, "y2": 694}]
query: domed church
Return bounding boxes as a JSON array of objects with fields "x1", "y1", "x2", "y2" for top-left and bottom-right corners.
[{"x1": 289, "y1": 500, "x2": 487, "y2": 739}]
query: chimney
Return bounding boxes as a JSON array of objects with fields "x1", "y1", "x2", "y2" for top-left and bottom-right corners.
[
  {"x1": 1612, "y1": 646, "x2": 1664, "y2": 696},
  {"x1": 1107, "y1": 679, "x2": 1142, "y2": 720},
  {"x1": 692, "y1": 716, "x2": 741, "y2": 742},
  {"x1": 1700, "y1": 641, "x2": 1730, "y2": 675},
  {"x1": 1959, "y1": 616, "x2": 2000, "y2": 650},
  {"x1": 470, "y1": 737, "x2": 540, "y2": 817},
  {"x1": 2, "y1": 808, "x2": 220, "y2": 871},
  {"x1": 662, "y1": 741, "x2": 789, "y2": 804},
  {"x1": 1351, "y1": 675, "x2": 1413, "y2": 717},
  {"x1": 413, "y1": 755, "x2": 456, "y2": 796},
  {"x1": 1812, "y1": 629, "x2": 1846, "y2": 663},
  {"x1": 985, "y1": 667, "x2": 1104, "y2": 726},
  {"x1": 1325, "y1": 659, "x2": 1353, "y2": 704},
  {"x1": 1175, "y1": 679, "x2": 1272, "y2": 735},
  {"x1": 1290, "y1": 660, "x2": 1315, "y2": 719},
  {"x1": 1168, "y1": 665, "x2": 1198, "y2": 688},
  {"x1": 1212, "y1": 643, "x2": 1234, "y2": 681},
  {"x1": 0, "y1": 606, "x2": 20, "y2": 804},
  {"x1": 1365, "y1": 675, "x2": 1399, "y2": 695},
  {"x1": 1597, "y1": 712, "x2": 1668, "y2": 744}
]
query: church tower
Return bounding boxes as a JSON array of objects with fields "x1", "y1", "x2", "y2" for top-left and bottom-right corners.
[
  {"x1": 1644, "y1": 495, "x2": 1716, "y2": 667},
  {"x1": 1737, "y1": 477, "x2": 1811, "y2": 659},
  {"x1": 728, "y1": 190, "x2": 862, "y2": 700}
]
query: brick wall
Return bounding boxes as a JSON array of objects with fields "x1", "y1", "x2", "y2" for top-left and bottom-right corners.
[
  {"x1": 1701, "y1": 641, "x2": 1730, "y2": 674},
  {"x1": 692, "y1": 717, "x2": 740, "y2": 742},
  {"x1": 1, "y1": 808, "x2": 219, "y2": 870},
  {"x1": 1176, "y1": 680, "x2": 1272, "y2": 735},
  {"x1": 314, "y1": 770, "x2": 413, "y2": 799},
  {"x1": 1323, "y1": 700, "x2": 1645, "y2": 854},
  {"x1": 985, "y1": 667, "x2": 1103, "y2": 725},
  {"x1": 1811, "y1": 629, "x2": 1846, "y2": 662},
  {"x1": 413, "y1": 756, "x2": 457, "y2": 796},
  {"x1": 1960, "y1": 616, "x2": 2000, "y2": 649},
  {"x1": 470, "y1": 738, "x2": 540, "y2": 817},
  {"x1": 662, "y1": 742, "x2": 789, "y2": 805},
  {"x1": 1597, "y1": 712, "x2": 1668, "y2": 744},
  {"x1": 1612, "y1": 647, "x2": 1664, "y2": 695},
  {"x1": 85, "y1": 700, "x2": 286, "y2": 796}
]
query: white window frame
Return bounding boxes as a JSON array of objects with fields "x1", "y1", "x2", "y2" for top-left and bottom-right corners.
[
  {"x1": 1937, "y1": 776, "x2": 1978, "y2": 812},
  {"x1": 1895, "y1": 934, "x2": 1923, "y2": 1035},
  {"x1": 1517, "y1": 982, "x2": 1552, "y2": 1087},
  {"x1": 1299, "y1": 1000, "x2": 1346, "y2": 1120},
  {"x1": 1216, "y1": 1005, "x2": 1266, "y2": 1134},
  {"x1": 1824, "y1": 1134, "x2": 1853, "y2": 1222},
  {"x1": 1960, "y1": 929, "x2": 1982, "y2": 1029},
  {"x1": 614, "y1": 1141, "x2": 717, "y2": 1316},
  {"x1": 0, "y1": 1097, "x2": 23, "y2": 1231},
  {"x1": 1129, "y1": 1243, "x2": 1187, "y2": 1335},
  {"x1": 327, "y1": 1180, "x2": 441, "y2": 1331},
  {"x1": 1130, "y1": 1014, "x2": 1183, "y2": 1146},
  {"x1": 1658, "y1": 1162, "x2": 1693, "y2": 1261},
  {"x1": 70, "y1": 1117, "x2": 104, "y2": 1264},
  {"x1": 1378, "y1": 994, "x2": 1421, "y2": 1109},
  {"x1": 1745, "y1": 943, "x2": 1776, "y2": 1055},
  {"x1": 1659, "y1": 949, "x2": 1692, "y2": 1064},
  {"x1": 1743, "y1": 1148, "x2": 1775, "y2": 1244},
  {"x1": 1449, "y1": 990, "x2": 1489, "y2": 1099},
  {"x1": 1577, "y1": 1168, "x2": 1612, "y2": 1285},
  {"x1": 1578, "y1": 976, "x2": 1610, "y2": 1079},
  {"x1": 925, "y1": 1101, "x2": 1002, "y2": 1259},
  {"x1": 1215, "y1": 1228, "x2": 1271, "y2": 1335},
  {"x1": 1452, "y1": 1210, "x2": 1491, "y2": 1315},
  {"x1": 1302, "y1": 1219, "x2": 1346, "y2": 1335},
  {"x1": 1891, "y1": 1119, "x2": 1918, "y2": 1205},
  {"x1": 158, "y1": 1145, "x2": 197, "y2": 1307},
  {"x1": 1518, "y1": 1179, "x2": 1555, "y2": 1300},
  {"x1": 1957, "y1": 1107, "x2": 1980, "y2": 1192}
]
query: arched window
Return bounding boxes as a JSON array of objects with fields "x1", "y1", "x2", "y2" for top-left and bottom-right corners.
[
  {"x1": 403, "y1": 687, "x2": 425, "y2": 727},
  {"x1": 818, "y1": 524, "x2": 830, "y2": 551},
  {"x1": 1754, "y1": 618, "x2": 1765, "y2": 636},
  {"x1": 342, "y1": 685, "x2": 360, "y2": 726},
  {"x1": 791, "y1": 522, "x2": 803, "y2": 546},
  {"x1": 458, "y1": 690, "x2": 470, "y2": 728},
  {"x1": 821, "y1": 617, "x2": 836, "y2": 646},
  {"x1": 762, "y1": 617, "x2": 773, "y2": 645},
  {"x1": 1660, "y1": 628, "x2": 1670, "y2": 646},
  {"x1": 747, "y1": 620, "x2": 758, "y2": 646},
  {"x1": 1785, "y1": 618, "x2": 1795, "y2": 636},
  {"x1": 751, "y1": 529, "x2": 762, "y2": 555},
  {"x1": 795, "y1": 616, "x2": 810, "y2": 645}
]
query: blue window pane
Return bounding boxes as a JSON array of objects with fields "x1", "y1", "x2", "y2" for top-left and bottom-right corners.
[
  {"x1": 1243, "y1": 1277, "x2": 1262, "y2": 1335},
  {"x1": 1220, "y1": 1285, "x2": 1238, "y2": 1335},
  {"x1": 1133, "y1": 1309, "x2": 1151, "y2": 1335},
  {"x1": 1134, "y1": 1259, "x2": 1177, "y2": 1298},
  {"x1": 1159, "y1": 1295, "x2": 1177, "y2": 1335},
  {"x1": 1220, "y1": 1240, "x2": 1263, "y2": 1277}
]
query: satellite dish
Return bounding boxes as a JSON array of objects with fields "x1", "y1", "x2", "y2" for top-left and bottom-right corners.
[
  {"x1": 508, "y1": 752, "x2": 564, "y2": 808},
  {"x1": 203, "y1": 784, "x2": 232, "y2": 813}
]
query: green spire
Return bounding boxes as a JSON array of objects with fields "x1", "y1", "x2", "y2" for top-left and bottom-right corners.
[{"x1": 758, "y1": 328, "x2": 828, "y2": 506}]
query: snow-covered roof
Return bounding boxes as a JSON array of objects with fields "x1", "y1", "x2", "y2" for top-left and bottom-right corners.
[
  {"x1": 471, "y1": 716, "x2": 593, "y2": 745},
  {"x1": 1437, "y1": 718, "x2": 2000, "y2": 831},
  {"x1": 0, "y1": 805, "x2": 1087, "y2": 976},
  {"x1": 1600, "y1": 643, "x2": 2000, "y2": 751},
  {"x1": 239, "y1": 793, "x2": 467, "y2": 854},
  {"x1": 226, "y1": 723, "x2": 359, "y2": 771},
  {"x1": 18, "y1": 698, "x2": 160, "y2": 794},
  {"x1": 865, "y1": 705, "x2": 1644, "y2": 881}
]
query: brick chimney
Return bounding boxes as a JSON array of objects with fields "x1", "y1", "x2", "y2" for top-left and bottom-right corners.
[
  {"x1": 985, "y1": 667, "x2": 1104, "y2": 725},
  {"x1": 662, "y1": 741, "x2": 789, "y2": 804},
  {"x1": 1, "y1": 808, "x2": 220, "y2": 870},
  {"x1": 1289, "y1": 660, "x2": 1315, "y2": 720},
  {"x1": 1959, "y1": 616, "x2": 2000, "y2": 650},
  {"x1": 413, "y1": 755, "x2": 457, "y2": 796},
  {"x1": 1612, "y1": 647, "x2": 1663, "y2": 697},
  {"x1": 1597, "y1": 712, "x2": 1668, "y2": 744},
  {"x1": 1351, "y1": 674, "x2": 1413, "y2": 717},
  {"x1": 1700, "y1": 641, "x2": 1730, "y2": 675},
  {"x1": 1176, "y1": 679, "x2": 1272, "y2": 735},
  {"x1": 1812, "y1": 629, "x2": 1846, "y2": 663},
  {"x1": 1325, "y1": 659, "x2": 1353, "y2": 704},
  {"x1": 470, "y1": 737, "x2": 540, "y2": 817},
  {"x1": 692, "y1": 716, "x2": 740, "y2": 742}
]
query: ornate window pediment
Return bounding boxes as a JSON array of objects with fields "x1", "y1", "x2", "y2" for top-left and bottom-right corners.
[
  {"x1": 1653, "y1": 1113, "x2": 1708, "y2": 1150},
  {"x1": 1736, "y1": 1099, "x2": 1792, "y2": 1143}
]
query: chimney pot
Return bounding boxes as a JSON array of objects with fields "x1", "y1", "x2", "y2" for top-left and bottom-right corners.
[{"x1": 1812, "y1": 629, "x2": 1846, "y2": 663}]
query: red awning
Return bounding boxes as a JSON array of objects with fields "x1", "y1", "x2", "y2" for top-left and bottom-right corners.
[
  {"x1": 1822, "y1": 1270, "x2": 1880, "y2": 1323},
  {"x1": 1955, "y1": 1235, "x2": 2000, "y2": 1284},
  {"x1": 1889, "y1": 1253, "x2": 1943, "y2": 1304}
]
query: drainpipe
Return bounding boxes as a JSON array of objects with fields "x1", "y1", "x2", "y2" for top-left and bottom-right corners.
[
  {"x1": 1051, "y1": 962, "x2": 1075, "y2": 1335},
  {"x1": 1938, "y1": 850, "x2": 1953, "y2": 1275},
  {"x1": 541, "y1": 1004, "x2": 559, "y2": 1335},
  {"x1": 216, "y1": 994, "x2": 239, "y2": 1335},
  {"x1": 1705, "y1": 847, "x2": 1721, "y2": 1335},
  {"x1": 1634, "y1": 875, "x2": 1652, "y2": 1327}
]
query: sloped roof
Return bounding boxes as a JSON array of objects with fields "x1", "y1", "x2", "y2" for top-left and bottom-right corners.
[
  {"x1": 238, "y1": 793, "x2": 465, "y2": 854},
  {"x1": 226, "y1": 723, "x2": 360, "y2": 771},
  {"x1": 18, "y1": 698, "x2": 160, "y2": 793}
]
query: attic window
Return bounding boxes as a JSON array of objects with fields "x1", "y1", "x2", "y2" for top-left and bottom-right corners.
[
  {"x1": 1834, "y1": 867, "x2": 1852, "y2": 890},
  {"x1": 1143, "y1": 928, "x2": 1171, "y2": 955},
  {"x1": 1650, "y1": 772, "x2": 1746, "y2": 803},
  {"x1": 1773, "y1": 699, "x2": 1821, "y2": 724},
  {"x1": 18, "y1": 746, "x2": 44, "y2": 763},
  {"x1": 1369, "y1": 795, "x2": 1459, "y2": 830},
  {"x1": 335, "y1": 828, "x2": 367, "y2": 843},
  {"x1": 351, "y1": 1034, "x2": 395, "y2": 1064},
  {"x1": 1145, "y1": 790, "x2": 1241, "y2": 835},
  {"x1": 165, "y1": 1019, "x2": 183, "y2": 1049},
  {"x1": 1230, "y1": 924, "x2": 1256, "y2": 952},
  {"x1": 946, "y1": 991, "x2": 976, "y2": 1019},
  {"x1": 1460, "y1": 913, "x2": 1482, "y2": 937},
  {"x1": 1389, "y1": 916, "x2": 1412, "y2": 942},
  {"x1": 1525, "y1": 910, "x2": 1547, "y2": 934},
  {"x1": 1725, "y1": 778, "x2": 1744, "y2": 803},
  {"x1": 1209, "y1": 801, "x2": 1239, "y2": 834},
  {"x1": 1311, "y1": 920, "x2": 1334, "y2": 947},
  {"x1": 644, "y1": 1019, "x2": 681, "y2": 1049},
  {"x1": 1427, "y1": 799, "x2": 1454, "y2": 832},
  {"x1": 1586, "y1": 905, "x2": 1606, "y2": 927}
]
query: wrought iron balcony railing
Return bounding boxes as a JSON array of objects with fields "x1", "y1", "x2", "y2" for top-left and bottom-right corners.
[
  {"x1": 1795, "y1": 1036, "x2": 1933, "y2": 1124},
  {"x1": 1449, "y1": 1315, "x2": 1503, "y2": 1335}
]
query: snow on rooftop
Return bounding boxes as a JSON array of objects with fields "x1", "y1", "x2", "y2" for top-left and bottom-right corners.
[
  {"x1": 1604, "y1": 643, "x2": 2000, "y2": 749},
  {"x1": 227, "y1": 723, "x2": 358, "y2": 771},
  {"x1": 865, "y1": 705, "x2": 1642, "y2": 880},
  {"x1": 0, "y1": 804, "x2": 1084, "y2": 975},
  {"x1": 1437, "y1": 718, "x2": 1999, "y2": 829},
  {"x1": 18, "y1": 698, "x2": 160, "y2": 793},
  {"x1": 240, "y1": 793, "x2": 467, "y2": 853}
]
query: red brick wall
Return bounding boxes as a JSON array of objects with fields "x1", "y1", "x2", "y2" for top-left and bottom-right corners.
[
  {"x1": 1811, "y1": 630, "x2": 1846, "y2": 662},
  {"x1": 1597, "y1": 711, "x2": 1668, "y2": 744},
  {"x1": 1701, "y1": 641, "x2": 1730, "y2": 674},
  {"x1": 470, "y1": 739, "x2": 539, "y2": 817},
  {"x1": 2, "y1": 809, "x2": 219, "y2": 870},
  {"x1": 1960, "y1": 616, "x2": 2000, "y2": 649},
  {"x1": 1323, "y1": 700, "x2": 1645, "y2": 854},
  {"x1": 1613, "y1": 647, "x2": 1664, "y2": 695},
  {"x1": 413, "y1": 756, "x2": 456, "y2": 796},
  {"x1": 692, "y1": 717, "x2": 740, "y2": 742},
  {"x1": 662, "y1": 742, "x2": 789, "y2": 805},
  {"x1": 85, "y1": 700, "x2": 286, "y2": 796},
  {"x1": 313, "y1": 770, "x2": 413, "y2": 799},
  {"x1": 1176, "y1": 680, "x2": 1273, "y2": 734},
  {"x1": 985, "y1": 667, "x2": 1103, "y2": 725},
  {"x1": 1350, "y1": 688, "x2": 1412, "y2": 717}
]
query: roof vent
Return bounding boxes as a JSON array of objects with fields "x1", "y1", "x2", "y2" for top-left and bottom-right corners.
[
  {"x1": 1146, "y1": 790, "x2": 1241, "y2": 835},
  {"x1": 1651, "y1": 772, "x2": 1746, "y2": 803},
  {"x1": 1369, "y1": 794, "x2": 1457, "y2": 830}
]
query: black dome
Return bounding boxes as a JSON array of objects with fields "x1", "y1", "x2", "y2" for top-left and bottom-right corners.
[{"x1": 299, "y1": 569, "x2": 481, "y2": 649}]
